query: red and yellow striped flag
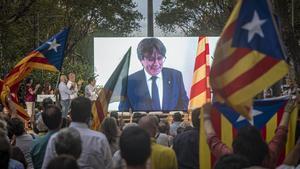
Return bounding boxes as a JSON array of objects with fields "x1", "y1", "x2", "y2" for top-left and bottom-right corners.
[
  {"x1": 188, "y1": 36, "x2": 212, "y2": 169},
  {"x1": 189, "y1": 36, "x2": 211, "y2": 109}
]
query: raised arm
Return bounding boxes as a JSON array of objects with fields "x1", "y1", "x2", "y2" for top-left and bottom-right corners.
[
  {"x1": 203, "y1": 103, "x2": 232, "y2": 159},
  {"x1": 267, "y1": 98, "x2": 297, "y2": 168}
]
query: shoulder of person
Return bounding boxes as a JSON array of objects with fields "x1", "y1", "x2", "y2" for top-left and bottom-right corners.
[{"x1": 129, "y1": 69, "x2": 144, "y2": 78}]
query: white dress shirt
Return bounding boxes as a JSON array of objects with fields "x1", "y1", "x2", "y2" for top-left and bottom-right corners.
[
  {"x1": 42, "y1": 122, "x2": 112, "y2": 169},
  {"x1": 85, "y1": 84, "x2": 97, "y2": 101},
  {"x1": 144, "y1": 69, "x2": 163, "y2": 108},
  {"x1": 58, "y1": 82, "x2": 73, "y2": 100},
  {"x1": 67, "y1": 80, "x2": 79, "y2": 99}
]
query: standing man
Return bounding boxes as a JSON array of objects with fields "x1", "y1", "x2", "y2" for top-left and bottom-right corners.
[
  {"x1": 42, "y1": 97, "x2": 113, "y2": 169},
  {"x1": 31, "y1": 105, "x2": 62, "y2": 169},
  {"x1": 119, "y1": 38, "x2": 189, "y2": 112},
  {"x1": 84, "y1": 77, "x2": 98, "y2": 101},
  {"x1": 58, "y1": 75, "x2": 73, "y2": 120}
]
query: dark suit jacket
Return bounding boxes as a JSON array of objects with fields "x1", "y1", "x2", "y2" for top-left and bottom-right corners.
[{"x1": 118, "y1": 68, "x2": 189, "y2": 112}]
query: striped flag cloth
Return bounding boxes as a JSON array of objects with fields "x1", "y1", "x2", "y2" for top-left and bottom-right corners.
[
  {"x1": 0, "y1": 28, "x2": 69, "y2": 121},
  {"x1": 210, "y1": 0, "x2": 289, "y2": 119},
  {"x1": 188, "y1": 36, "x2": 212, "y2": 169},
  {"x1": 200, "y1": 97, "x2": 298, "y2": 169},
  {"x1": 189, "y1": 36, "x2": 211, "y2": 110},
  {"x1": 91, "y1": 47, "x2": 131, "y2": 130}
]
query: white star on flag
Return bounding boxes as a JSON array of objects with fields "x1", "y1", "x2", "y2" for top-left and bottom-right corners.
[
  {"x1": 47, "y1": 38, "x2": 61, "y2": 52},
  {"x1": 242, "y1": 10, "x2": 267, "y2": 42},
  {"x1": 236, "y1": 109, "x2": 263, "y2": 125}
]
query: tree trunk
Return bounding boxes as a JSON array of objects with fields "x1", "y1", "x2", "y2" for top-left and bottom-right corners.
[{"x1": 273, "y1": 0, "x2": 300, "y2": 87}]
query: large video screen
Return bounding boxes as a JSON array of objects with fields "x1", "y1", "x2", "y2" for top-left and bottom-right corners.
[{"x1": 94, "y1": 37, "x2": 218, "y2": 112}]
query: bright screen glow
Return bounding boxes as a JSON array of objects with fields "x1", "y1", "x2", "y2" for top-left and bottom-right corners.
[{"x1": 94, "y1": 37, "x2": 219, "y2": 111}]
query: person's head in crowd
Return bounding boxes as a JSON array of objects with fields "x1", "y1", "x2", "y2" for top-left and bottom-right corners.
[
  {"x1": 68, "y1": 72, "x2": 76, "y2": 82},
  {"x1": 88, "y1": 77, "x2": 96, "y2": 86},
  {"x1": 149, "y1": 114, "x2": 160, "y2": 127},
  {"x1": 191, "y1": 107, "x2": 201, "y2": 129},
  {"x1": 232, "y1": 125, "x2": 268, "y2": 166},
  {"x1": 110, "y1": 111, "x2": 118, "y2": 120},
  {"x1": 0, "y1": 130, "x2": 10, "y2": 169},
  {"x1": 11, "y1": 146, "x2": 27, "y2": 168},
  {"x1": 214, "y1": 154, "x2": 251, "y2": 169},
  {"x1": 10, "y1": 118, "x2": 25, "y2": 136},
  {"x1": 158, "y1": 120, "x2": 170, "y2": 134},
  {"x1": 70, "y1": 97, "x2": 91, "y2": 124},
  {"x1": 173, "y1": 112, "x2": 183, "y2": 122},
  {"x1": 120, "y1": 126, "x2": 151, "y2": 168},
  {"x1": 53, "y1": 128, "x2": 82, "y2": 159},
  {"x1": 110, "y1": 111, "x2": 120, "y2": 126},
  {"x1": 42, "y1": 105, "x2": 62, "y2": 131},
  {"x1": 138, "y1": 116, "x2": 158, "y2": 137},
  {"x1": 42, "y1": 81, "x2": 52, "y2": 94},
  {"x1": 100, "y1": 117, "x2": 119, "y2": 144},
  {"x1": 60, "y1": 75, "x2": 68, "y2": 83},
  {"x1": 42, "y1": 97, "x2": 54, "y2": 110},
  {"x1": 137, "y1": 38, "x2": 166, "y2": 76},
  {"x1": 123, "y1": 123, "x2": 138, "y2": 130},
  {"x1": 25, "y1": 77, "x2": 33, "y2": 86},
  {"x1": 132, "y1": 112, "x2": 146, "y2": 123},
  {"x1": 46, "y1": 155, "x2": 80, "y2": 169}
]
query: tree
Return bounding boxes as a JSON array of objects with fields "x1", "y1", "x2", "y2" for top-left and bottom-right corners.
[
  {"x1": 0, "y1": 0, "x2": 142, "y2": 85},
  {"x1": 156, "y1": 0, "x2": 300, "y2": 87},
  {"x1": 156, "y1": 0, "x2": 235, "y2": 36}
]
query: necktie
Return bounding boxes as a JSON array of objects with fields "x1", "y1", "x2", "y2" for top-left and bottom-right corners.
[{"x1": 151, "y1": 76, "x2": 161, "y2": 110}]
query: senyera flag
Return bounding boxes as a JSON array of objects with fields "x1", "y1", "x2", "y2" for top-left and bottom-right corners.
[
  {"x1": 91, "y1": 47, "x2": 131, "y2": 130},
  {"x1": 189, "y1": 36, "x2": 211, "y2": 110},
  {"x1": 1, "y1": 28, "x2": 69, "y2": 121},
  {"x1": 200, "y1": 96, "x2": 298, "y2": 169},
  {"x1": 210, "y1": 0, "x2": 289, "y2": 119}
]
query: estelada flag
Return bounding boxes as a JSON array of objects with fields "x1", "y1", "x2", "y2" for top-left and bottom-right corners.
[
  {"x1": 199, "y1": 96, "x2": 298, "y2": 169},
  {"x1": 0, "y1": 28, "x2": 69, "y2": 120},
  {"x1": 91, "y1": 47, "x2": 131, "y2": 130},
  {"x1": 210, "y1": 0, "x2": 289, "y2": 119}
]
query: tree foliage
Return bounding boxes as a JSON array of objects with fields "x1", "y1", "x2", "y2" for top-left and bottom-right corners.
[
  {"x1": 0, "y1": 0, "x2": 142, "y2": 85},
  {"x1": 156, "y1": 0, "x2": 235, "y2": 36},
  {"x1": 156, "y1": 0, "x2": 300, "y2": 86}
]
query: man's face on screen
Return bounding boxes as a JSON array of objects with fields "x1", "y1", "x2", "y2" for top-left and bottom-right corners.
[{"x1": 141, "y1": 49, "x2": 165, "y2": 76}]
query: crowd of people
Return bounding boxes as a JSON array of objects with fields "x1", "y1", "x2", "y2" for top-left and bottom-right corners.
[
  {"x1": 0, "y1": 90, "x2": 299, "y2": 169},
  {"x1": 0, "y1": 66, "x2": 299, "y2": 169}
]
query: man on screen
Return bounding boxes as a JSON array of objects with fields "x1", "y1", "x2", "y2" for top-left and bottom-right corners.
[{"x1": 119, "y1": 38, "x2": 189, "y2": 112}]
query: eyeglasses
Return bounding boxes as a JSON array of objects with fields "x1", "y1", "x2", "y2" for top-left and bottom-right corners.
[{"x1": 144, "y1": 56, "x2": 166, "y2": 63}]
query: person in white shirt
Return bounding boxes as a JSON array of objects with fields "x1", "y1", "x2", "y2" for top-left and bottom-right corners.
[
  {"x1": 42, "y1": 96, "x2": 113, "y2": 169},
  {"x1": 58, "y1": 75, "x2": 73, "y2": 119},
  {"x1": 67, "y1": 73, "x2": 83, "y2": 100},
  {"x1": 84, "y1": 77, "x2": 98, "y2": 101}
]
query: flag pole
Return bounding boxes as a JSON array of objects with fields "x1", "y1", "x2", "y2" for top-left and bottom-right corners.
[{"x1": 55, "y1": 72, "x2": 61, "y2": 107}]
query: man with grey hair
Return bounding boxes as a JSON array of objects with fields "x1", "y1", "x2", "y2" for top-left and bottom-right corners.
[
  {"x1": 119, "y1": 37, "x2": 189, "y2": 113},
  {"x1": 53, "y1": 127, "x2": 82, "y2": 159}
]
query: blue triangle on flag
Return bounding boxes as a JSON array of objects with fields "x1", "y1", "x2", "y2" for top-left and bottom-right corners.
[
  {"x1": 213, "y1": 96, "x2": 288, "y2": 129},
  {"x1": 36, "y1": 28, "x2": 69, "y2": 71}
]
